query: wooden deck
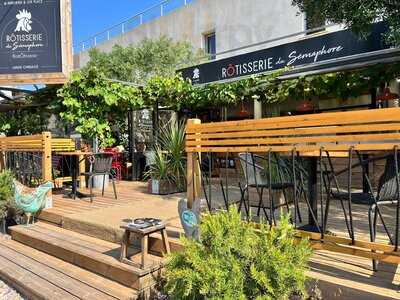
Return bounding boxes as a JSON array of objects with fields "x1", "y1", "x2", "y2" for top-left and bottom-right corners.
[
  {"x1": 2, "y1": 180, "x2": 399, "y2": 299},
  {"x1": 0, "y1": 237, "x2": 138, "y2": 300},
  {"x1": 39, "y1": 181, "x2": 184, "y2": 243}
]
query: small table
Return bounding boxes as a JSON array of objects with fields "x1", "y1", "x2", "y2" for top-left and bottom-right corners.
[
  {"x1": 120, "y1": 222, "x2": 170, "y2": 269},
  {"x1": 55, "y1": 151, "x2": 92, "y2": 199}
]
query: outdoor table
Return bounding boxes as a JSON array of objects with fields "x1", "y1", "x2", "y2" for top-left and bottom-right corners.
[
  {"x1": 297, "y1": 150, "x2": 381, "y2": 231},
  {"x1": 296, "y1": 151, "x2": 349, "y2": 231},
  {"x1": 120, "y1": 221, "x2": 170, "y2": 269},
  {"x1": 55, "y1": 151, "x2": 92, "y2": 199}
]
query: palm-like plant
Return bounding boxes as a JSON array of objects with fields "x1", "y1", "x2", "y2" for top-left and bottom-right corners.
[
  {"x1": 159, "y1": 119, "x2": 186, "y2": 190},
  {"x1": 145, "y1": 148, "x2": 172, "y2": 182}
]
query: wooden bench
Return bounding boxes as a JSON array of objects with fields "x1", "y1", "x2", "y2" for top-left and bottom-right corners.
[{"x1": 186, "y1": 107, "x2": 400, "y2": 153}]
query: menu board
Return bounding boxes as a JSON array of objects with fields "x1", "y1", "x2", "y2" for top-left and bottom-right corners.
[{"x1": 0, "y1": 0, "x2": 71, "y2": 84}]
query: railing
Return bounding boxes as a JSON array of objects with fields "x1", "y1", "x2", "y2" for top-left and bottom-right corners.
[
  {"x1": 185, "y1": 108, "x2": 400, "y2": 266},
  {"x1": 74, "y1": 0, "x2": 195, "y2": 54},
  {"x1": 0, "y1": 132, "x2": 76, "y2": 184}
]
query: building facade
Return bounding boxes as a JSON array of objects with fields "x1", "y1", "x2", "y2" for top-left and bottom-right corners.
[{"x1": 73, "y1": 0, "x2": 304, "y2": 69}]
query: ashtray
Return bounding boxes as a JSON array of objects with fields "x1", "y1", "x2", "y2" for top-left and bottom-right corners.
[{"x1": 127, "y1": 218, "x2": 162, "y2": 229}]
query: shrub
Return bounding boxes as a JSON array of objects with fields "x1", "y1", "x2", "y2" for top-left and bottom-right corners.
[
  {"x1": 165, "y1": 207, "x2": 312, "y2": 300},
  {"x1": 0, "y1": 170, "x2": 14, "y2": 218}
]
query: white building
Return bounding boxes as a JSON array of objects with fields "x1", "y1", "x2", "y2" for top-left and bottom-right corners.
[
  {"x1": 73, "y1": 0, "x2": 305, "y2": 69},
  {"x1": 73, "y1": 0, "x2": 399, "y2": 119}
]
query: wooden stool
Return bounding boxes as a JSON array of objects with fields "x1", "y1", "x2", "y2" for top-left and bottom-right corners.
[{"x1": 120, "y1": 221, "x2": 170, "y2": 269}]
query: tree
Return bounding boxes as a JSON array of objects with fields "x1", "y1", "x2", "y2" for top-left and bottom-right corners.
[
  {"x1": 57, "y1": 68, "x2": 144, "y2": 146},
  {"x1": 85, "y1": 36, "x2": 202, "y2": 84},
  {"x1": 292, "y1": 0, "x2": 400, "y2": 46}
]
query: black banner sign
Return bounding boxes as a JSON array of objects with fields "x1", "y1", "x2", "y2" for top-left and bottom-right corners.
[
  {"x1": 180, "y1": 22, "x2": 392, "y2": 85},
  {"x1": 0, "y1": 0, "x2": 62, "y2": 75}
]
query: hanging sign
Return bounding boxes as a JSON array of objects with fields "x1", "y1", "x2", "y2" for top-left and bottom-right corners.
[
  {"x1": 0, "y1": 0, "x2": 72, "y2": 84},
  {"x1": 180, "y1": 22, "x2": 396, "y2": 85}
]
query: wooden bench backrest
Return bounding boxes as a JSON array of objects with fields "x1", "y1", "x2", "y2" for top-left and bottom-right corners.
[{"x1": 186, "y1": 107, "x2": 400, "y2": 153}]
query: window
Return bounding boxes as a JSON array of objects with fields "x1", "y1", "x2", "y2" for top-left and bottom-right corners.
[{"x1": 204, "y1": 32, "x2": 216, "y2": 60}]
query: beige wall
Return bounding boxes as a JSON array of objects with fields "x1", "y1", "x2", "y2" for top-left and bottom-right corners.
[{"x1": 74, "y1": 0, "x2": 304, "y2": 68}]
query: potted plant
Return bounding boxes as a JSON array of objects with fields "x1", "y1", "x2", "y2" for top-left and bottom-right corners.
[
  {"x1": 146, "y1": 120, "x2": 187, "y2": 195},
  {"x1": 146, "y1": 149, "x2": 177, "y2": 195},
  {"x1": 159, "y1": 120, "x2": 186, "y2": 191}
]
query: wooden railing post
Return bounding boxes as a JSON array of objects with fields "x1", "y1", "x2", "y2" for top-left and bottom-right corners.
[
  {"x1": 79, "y1": 154, "x2": 86, "y2": 187},
  {"x1": 0, "y1": 137, "x2": 5, "y2": 171},
  {"x1": 42, "y1": 132, "x2": 52, "y2": 182},
  {"x1": 187, "y1": 119, "x2": 202, "y2": 209}
]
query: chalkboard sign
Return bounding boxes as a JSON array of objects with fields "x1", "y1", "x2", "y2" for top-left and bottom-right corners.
[{"x1": 0, "y1": 0, "x2": 72, "y2": 84}]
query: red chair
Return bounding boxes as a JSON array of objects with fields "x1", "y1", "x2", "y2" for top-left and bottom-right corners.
[{"x1": 103, "y1": 148, "x2": 123, "y2": 181}]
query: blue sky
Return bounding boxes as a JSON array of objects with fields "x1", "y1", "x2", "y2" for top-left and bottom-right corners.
[{"x1": 72, "y1": 0, "x2": 162, "y2": 46}]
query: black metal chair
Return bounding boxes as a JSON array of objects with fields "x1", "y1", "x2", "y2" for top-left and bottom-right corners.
[
  {"x1": 323, "y1": 151, "x2": 400, "y2": 270},
  {"x1": 237, "y1": 153, "x2": 304, "y2": 224},
  {"x1": 82, "y1": 153, "x2": 118, "y2": 202}
]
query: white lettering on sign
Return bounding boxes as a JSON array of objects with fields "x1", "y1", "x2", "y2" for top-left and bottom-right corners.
[
  {"x1": 220, "y1": 45, "x2": 344, "y2": 79},
  {"x1": 287, "y1": 45, "x2": 344, "y2": 65},
  {"x1": 221, "y1": 58, "x2": 273, "y2": 79}
]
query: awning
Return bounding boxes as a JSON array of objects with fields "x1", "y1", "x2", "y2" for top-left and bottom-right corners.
[{"x1": 180, "y1": 22, "x2": 399, "y2": 85}]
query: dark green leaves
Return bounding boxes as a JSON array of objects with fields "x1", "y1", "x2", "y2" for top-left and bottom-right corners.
[{"x1": 292, "y1": 0, "x2": 400, "y2": 46}]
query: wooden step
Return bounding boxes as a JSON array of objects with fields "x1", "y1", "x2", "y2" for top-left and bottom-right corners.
[
  {"x1": 0, "y1": 239, "x2": 138, "y2": 300},
  {"x1": 9, "y1": 222, "x2": 164, "y2": 291}
]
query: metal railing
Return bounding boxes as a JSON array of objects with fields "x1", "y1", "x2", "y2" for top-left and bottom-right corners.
[{"x1": 74, "y1": 0, "x2": 195, "y2": 54}]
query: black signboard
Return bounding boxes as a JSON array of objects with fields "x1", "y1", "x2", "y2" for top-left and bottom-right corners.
[
  {"x1": 180, "y1": 22, "x2": 394, "y2": 85},
  {"x1": 0, "y1": 0, "x2": 62, "y2": 75}
]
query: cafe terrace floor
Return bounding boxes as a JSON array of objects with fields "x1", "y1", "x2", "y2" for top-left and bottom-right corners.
[{"x1": 31, "y1": 180, "x2": 400, "y2": 299}]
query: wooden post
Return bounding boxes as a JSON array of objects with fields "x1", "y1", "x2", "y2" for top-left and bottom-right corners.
[
  {"x1": 79, "y1": 154, "x2": 86, "y2": 187},
  {"x1": 42, "y1": 132, "x2": 52, "y2": 182},
  {"x1": 0, "y1": 137, "x2": 5, "y2": 171},
  {"x1": 187, "y1": 119, "x2": 202, "y2": 208}
]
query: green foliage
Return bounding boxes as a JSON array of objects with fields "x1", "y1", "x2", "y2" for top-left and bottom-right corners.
[
  {"x1": 143, "y1": 74, "x2": 193, "y2": 107},
  {"x1": 24, "y1": 39, "x2": 400, "y2": 147},
  {"x1": 145, "y1": 120, "x2": 187, "y2": 189},
  {"x1": 0, "y1": 85, "x2": 59, "y2": 136},
  {"x1": 56, "y1": 68, "x2": 144, "y2": 146},
  {"x1": 159, "y1": 120, "x2": 187, "y2": 189},
  {"x1": 165, "y1": 207, "x2": 312, "y2": 300},
  {"x1": 145, "y1": 149, "x2": 171, "y2": 181},
  {"x1": 53, "y1": 36, "x2": 200, "y2": 145},
  {"x1": 0, "y1": 170, "x2": 14, "y2": 218},
  {"x1": 0, "y1": 110, "x2": 48, "y2": 136},
  {"x1": 292, "y1": 0, "x2": 400, "y2": 46},
  {"x1": 86, "y1": 36, "x2": 202, "y2": 83}
]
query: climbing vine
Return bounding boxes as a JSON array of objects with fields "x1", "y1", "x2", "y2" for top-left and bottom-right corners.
[
  {"x1": 13, "y1": 62, "x2": 400, "y2": 146},
  {"x1": 56, "y1": 68, "x2": 144, "y2": 146}
]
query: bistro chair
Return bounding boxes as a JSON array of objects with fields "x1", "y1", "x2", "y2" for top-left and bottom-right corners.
[
  {"x1": 237, "y1": 153, "x2": 304, "y2": 224},
  {"x1": 199, "y1": 152, "x2": 237, "y2": 212},
  {"x1": 82, "y1": 153, "x2": 118, "y2": 203},
  {"x1": 322, "y1": 151, "x2": 400, "y2": 271}
]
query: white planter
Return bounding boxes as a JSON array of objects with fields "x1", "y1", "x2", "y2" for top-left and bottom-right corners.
[
  {"x1": 92, "y1": 175, "x2": 109, "y2": 189},
  {"x1": 152, "y1": 179, "x2": 160, "y2": 194}
]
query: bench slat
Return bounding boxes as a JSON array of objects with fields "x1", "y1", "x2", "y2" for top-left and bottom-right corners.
[
  {"x1": 187, "y1": 108, "x2": 400, "y2": 134},
  {"x1": 186, "y1": 123, "x2": 400, "y2": 140},
  {"x1": 186, "y1": 133, "x2": 400, "y2": 147}
]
